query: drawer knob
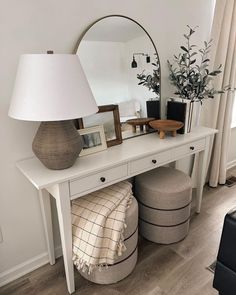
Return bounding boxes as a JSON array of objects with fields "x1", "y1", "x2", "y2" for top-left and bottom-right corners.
[
  {"x1": 190, "y1": 146, "x2": 195, "y2": 150},
  {"x1": 100, "y1": 177, "x2": 106, "y2": 182},
  {"x1": 152, "y1": 159, "x2": 157, "y2": 164}
]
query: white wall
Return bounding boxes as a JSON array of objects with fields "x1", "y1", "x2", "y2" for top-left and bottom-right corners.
[
  {"x1": 79, "y1": 41, "x2": 130, "y2": 105},
  {"x1": 0, "y1": 0, "x2": 216, "y2": 285}
]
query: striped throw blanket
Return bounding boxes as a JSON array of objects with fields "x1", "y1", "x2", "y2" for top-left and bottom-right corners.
[{"x1": 71, "y1": 181, "x2": 133, "y2": 274}]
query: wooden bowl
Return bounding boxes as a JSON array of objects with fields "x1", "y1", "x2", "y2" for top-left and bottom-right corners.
[
  {"x1": 149, "y1": 120, "x2": 184, "y2": 139},
  {"x1": 126, "y1": 117, "x2": 155, "y2": 133}
]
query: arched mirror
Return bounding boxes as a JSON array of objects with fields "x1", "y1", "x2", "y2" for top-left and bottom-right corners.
[{"x1": 76, "y1": 15, "x2": 161, "y2": 140}]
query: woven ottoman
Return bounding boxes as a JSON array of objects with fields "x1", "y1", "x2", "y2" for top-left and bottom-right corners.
[
  {"x1": 135, "y1": 167, "x2": 192, "y2": 244},
  {"x1": 79, "y1": 197, "x2": 138, "y2": 284}
]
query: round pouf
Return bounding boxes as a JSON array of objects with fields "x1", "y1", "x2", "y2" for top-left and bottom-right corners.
[
  {"x1": 135, "y1": 167, "x2": 192, "y2": 244},
  {"x1": 79, "y1": 197, "x2": 138, "y2": 284}
]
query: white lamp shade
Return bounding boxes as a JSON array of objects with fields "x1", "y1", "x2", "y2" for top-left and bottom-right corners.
[{"x1": 8, "y1": 54, "x2": 98, "y2": 121}]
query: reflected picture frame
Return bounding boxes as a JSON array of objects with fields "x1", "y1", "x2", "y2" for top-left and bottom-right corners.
[
  {"x1": 76, "y1": 104, "x2": 122, "y2": 147},
  {"x1": 78, "y1": 125, "x2": 107, "y2": 156}
]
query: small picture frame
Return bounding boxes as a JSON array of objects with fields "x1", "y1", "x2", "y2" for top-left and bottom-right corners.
[
  {"x1": 78, "y1": 125, "x2": 107, "y2": 156},
  {"x1": 76, "y1": 105, "x2": 122, "y2": 147}
]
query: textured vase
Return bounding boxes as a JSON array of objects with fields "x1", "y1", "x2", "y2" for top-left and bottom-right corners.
[{"x1": 32, "y1": 120, "x2": 83, "y2": 170}]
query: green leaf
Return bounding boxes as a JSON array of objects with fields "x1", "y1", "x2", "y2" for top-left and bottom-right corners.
[
  {"x1": 165, "y1": 25, "x2": 228, "y2": 101},
  {"x1": 190, "y1": 59, "x2": 196, "y2": 65},
  {"x1": 189, "y1": 28, "x2": 195, "y2": 35},
  {"x1": 180, "y1": 46, "x2": 188, "y2": 53},
  {"x1": 190, "y1": 52, "x2": 197, "y2": 57}
]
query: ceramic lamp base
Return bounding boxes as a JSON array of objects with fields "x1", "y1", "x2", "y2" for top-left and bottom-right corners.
[{"x1": 32, "y1": 121, "x2": 83, "y2": 170}]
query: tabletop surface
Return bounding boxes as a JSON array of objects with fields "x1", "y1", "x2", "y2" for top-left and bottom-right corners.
[{"x1": 16, "y1": 126, "x2": 217, "y2": 190}]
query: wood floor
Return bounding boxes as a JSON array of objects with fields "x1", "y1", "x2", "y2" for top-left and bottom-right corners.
[{"x1": 1, "y1": 169, "x2": 236, "y2": 295}]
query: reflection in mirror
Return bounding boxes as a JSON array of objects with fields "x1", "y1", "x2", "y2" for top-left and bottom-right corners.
[
  {"x1": 77, "y1": 15, "x2": 161, "y2": 140},
  {"x1": 78, "y1": 105, "x2": 122, "y2": 147}
]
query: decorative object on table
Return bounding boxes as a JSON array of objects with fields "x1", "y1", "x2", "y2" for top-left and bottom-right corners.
[
  {"x1": 76, "y1": 104, "x2": 122, "y2": 147},
  {"x1": 131, "y1": 52, "x2": 150, "y2": 68},
  {"x1": 126, "y1": 117, "x2": 155, "y2": 133},
  {"x1": 80, "y1": 197, "x2": 138, "y2": 284},
  {"x1": 166, "y1": 98, "x2": 188, "y2": 134},
  {"x1": 8, "y1": 53, "x2": 98, "y2": 170},
  {"x1": 78, "y1": 125, "x2": 107, "y2": 156},
  {"x1": 149, "y1": 119, "x2": 184, "y2": 139},
  {"x1": 135, "y1": 167, "x2": 192, "y2": 244},
  {"x1": 167, "y1": 97, "x2": 200, "y2": 134},
  {"x1": 167, "y1": 26, "x2": 230, "y2": 132},
  {"x1": 146, "y1": 99, "x2": 160, "y2": 120},
  {"x1": 71, "y1": 181, "x2": 134, "y2": 274}
]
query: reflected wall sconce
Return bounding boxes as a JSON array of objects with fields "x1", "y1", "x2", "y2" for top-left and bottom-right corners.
[
  {"x1": 131, "y1": 53, "x2": 150, "y2": 68},
  {"x1": 131, "y1": 56, "x2": 137, "y2": 68}
]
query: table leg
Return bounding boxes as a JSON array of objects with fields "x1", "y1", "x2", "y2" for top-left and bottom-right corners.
[
  {"x1": 39, "y1": 189, "x2": 55, "y2": 265},
  {"x1": 55, "y1": 182, "x2": 75, "y2": 294},
  {"x1": 169, "y1": 161, "x2": 177, "y2": 169},
  {"x1": 159, "y1": 130, "x2": 165, "y2": 139},
  {"x1": 196, "y1": 136, "x2": 211, "y2": 213},
  {"x1": 140, "y1": 124, "x2": 144, "y2": 132},
  {"x1": 132, "y1": 125, "x2": 136, "y2": 133},
  {"x1": 172, "y1": 130, "x2": 177, "y2": 137}
]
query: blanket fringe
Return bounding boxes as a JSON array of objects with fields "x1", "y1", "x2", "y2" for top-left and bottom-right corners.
[
  {"x1": 73, "y1": 192, "x2": 133, "y2": 275},
  {"x1": 73, "y1": 255, "x2": 110, "y2": 274}
]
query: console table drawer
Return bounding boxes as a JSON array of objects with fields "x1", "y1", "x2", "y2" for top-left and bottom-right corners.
[
  {"x1": 69, "y1": 164, "x2": 128, "y2": 196},
  {"x1": 174, "y1": 138, "x2": 206, "y2": 159},
  {"x1": 130, "y1": 151, "x2": 171, "y2": 175}
]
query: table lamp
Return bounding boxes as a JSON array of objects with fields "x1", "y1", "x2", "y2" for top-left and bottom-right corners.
[{"x1": 8, "y1": 54, "x2": 98, "y2": 170}]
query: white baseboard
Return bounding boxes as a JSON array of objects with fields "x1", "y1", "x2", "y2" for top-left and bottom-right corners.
[
  {"x1": 0, "y1": 246, "x2": 62, "y2": 288},
  {"x1": 227, "y1": 159, "x2": 236, "y2": 170}
]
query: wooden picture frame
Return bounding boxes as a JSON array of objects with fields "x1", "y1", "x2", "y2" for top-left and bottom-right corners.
[
  {"x1": 78, "y1": 125, "x2": 107, "y2": 156},
  {"x1": 76, "y1": 104, "x2": 122, "y2": 147}
]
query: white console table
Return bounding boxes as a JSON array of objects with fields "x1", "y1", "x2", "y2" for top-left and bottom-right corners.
[{"x1": 17, "y1": 126, "x2": 216, "y2": 293}]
